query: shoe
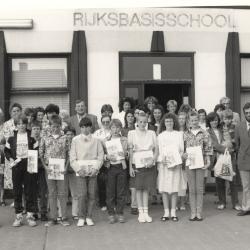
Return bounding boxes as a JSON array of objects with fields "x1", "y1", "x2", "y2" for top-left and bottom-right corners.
[
  {"x1": 144, "y1": 213, "x2": 152, "y2": 223},
  {"x1": 131, "y1": 208, "x2": 138, "y2": 215},
  {"x1": 57, "y1": 217, "x2": 62, "y2": 222},
  {"x1": 33, "y1": 213, "x2": 39, "y2": 221},
  {"x1": 45, "y1": 219, "x2": 58, "y2": 227},
  {"x1": 180, "y1": 206, "x2": 186, "y2": 211},
  {"x1": 108, "y1": 215, "x2": 116, "y2": 224},
  {"x1": 189, "y1": 216, "x2": 197, "y2": 221},
  {"x1": 237, "y1": 210, "x2": 250, "y2": 216},
  {"x1": 77, "y1": 218, "x2": 85, "y2": 227},
  {"x1": 118, "y1": 215, "x2": 125, "y2": 223},
  {"x1": 196, "y1": 216, "x2": 203, "y2": 221},
  {"x1": 161, "y1": 216, "x2": 169, "y2": 222},
  {"x1": 217, "y1": 204, "x2": 226, "y2": 210},
  {"x1": 59, "y1": 218, "x2": 70, "y2": 226},
  {"x1": 26, "y1": 214, "x2": 37, "y2": 227},
  {"x1": 171, "y1": 216, "x2": 179, "y2": 222},
  {"x1": 72, "y1": 216, "x2": 79, "y2": 220},
  {"x1": 138, "y1": 213, "x2": 146, "y2": 223},
  {"x1": 0, "y1": 201, "x2": 6, "y2": 206},
  {"x1": 12, "y1": 213, "x2": 23, "y2": 227},
  {"x1": 86, "y1": 217, "x2": 94, "y2": 226},
  {"x1": 101, "y1": 206, "x2": 107, "y2": 211},
  {"x1": 233, "y1": 205, "x2": 242, "y2": 211},
  {"x1": 41, "y1": 214, "x2": 48, "y2": 221}
]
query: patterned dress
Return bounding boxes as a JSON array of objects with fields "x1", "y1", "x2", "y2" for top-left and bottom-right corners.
[{"x1": 3, "y1": 119, "x2": 16, "y2": 189}]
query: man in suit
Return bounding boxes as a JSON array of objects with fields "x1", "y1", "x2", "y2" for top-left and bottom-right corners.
[
  {"x1": 235, "y1": 102, "x2": 250, "y2": 216},
  {"x1": 68, "y1": 99, "x2": 99, "y2": 135}
]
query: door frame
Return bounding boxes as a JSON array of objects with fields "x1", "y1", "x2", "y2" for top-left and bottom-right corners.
[{"x1": 119, "y1": 51, "x2": 195, "y2": 107}]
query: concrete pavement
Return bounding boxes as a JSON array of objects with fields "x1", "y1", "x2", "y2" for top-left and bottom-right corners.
[{"x1": 0, "y1": 193, "x2": 249, "y2": 250}]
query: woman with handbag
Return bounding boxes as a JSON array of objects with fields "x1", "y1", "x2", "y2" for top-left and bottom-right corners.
[{"x1": 207, "y1": 112, "x2": 240, "y2": 211}]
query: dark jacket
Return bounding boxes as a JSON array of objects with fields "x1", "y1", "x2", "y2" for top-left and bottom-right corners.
[
  {"x1": 5, "y1": 130, "x2": 38, "y2": 161},
  {"x1": 235, "y1": 121, "x2": 250, "y2": 171}
]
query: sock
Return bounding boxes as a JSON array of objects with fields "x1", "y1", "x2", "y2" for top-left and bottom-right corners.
[
  {"x1": 143, "y1": 207, "x2": 148, "y2": 214},
  {"x1": 171, "y1": 209, "x2": 176, "y2": 217},
  {"x1": 164, "y1": 209, "x2": 169, "y2": 217},
  {"x1": 138, "y1": 207, "x2": 143, "y2": 214}
]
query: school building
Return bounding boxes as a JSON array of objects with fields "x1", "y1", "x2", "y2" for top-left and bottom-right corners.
[{"x1": 0, "y1": 7, "x2": 250, "y2": 118}]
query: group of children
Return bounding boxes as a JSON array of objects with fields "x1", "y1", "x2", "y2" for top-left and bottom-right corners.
[{"x1": 0, "y1": 96, "x2": 243, "y2": 228}]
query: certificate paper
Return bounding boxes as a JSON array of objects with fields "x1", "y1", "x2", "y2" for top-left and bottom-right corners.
[
  {"x1": 134, "y1": 150, "x2": 154, "y2": 169},
  {"x1": 162, "y1": 145, "x2": 182, "y2": 168},
  {"x1": 105, "y1": 138, "x2": 124, "y2": 161},
  {"x1": 27, "y1": 150, "x2": 38, "y2": 173},
  {"x1": 48, "y1": 158, "x2": 65, "y2": 180},
  {"x1": 186, "y1": 146, "x2": 204, "y2": 169},
  {"x1": 76, "y1": 160, "x2": 99, "y2": 176}
]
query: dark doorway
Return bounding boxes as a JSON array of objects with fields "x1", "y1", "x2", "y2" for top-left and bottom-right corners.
[{"x1": 144, "y1": 83, "x2": 190, "y2": 112}]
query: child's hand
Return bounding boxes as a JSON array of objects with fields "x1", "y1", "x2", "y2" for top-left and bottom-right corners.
[
  {"x1": 130, "y1": 167, "x2": 135, "y2": 177},
  {"x1": 118, "y1": 152, "x2": 125, "y2": 158},
  {"x1": 182, "y1": 153, "x2": 188, "y2": 161},
  {"x1": 77, "y1": 169, "x2": 85, "y2": 177},
  {"x1": 145, "y1": 158, "x2": 154, "y2": 168},
  {"x1": 107, "y1": 154, "x2": 117, "y2": 162}
]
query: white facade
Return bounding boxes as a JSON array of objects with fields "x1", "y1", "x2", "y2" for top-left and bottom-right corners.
[{"x1": 2, "y1": 8, "x2": 250, "y2": 116}]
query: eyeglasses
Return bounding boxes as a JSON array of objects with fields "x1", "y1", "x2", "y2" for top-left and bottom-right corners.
[{"x1": 102, "y1": 121, "x2": 110, "y2": 124}]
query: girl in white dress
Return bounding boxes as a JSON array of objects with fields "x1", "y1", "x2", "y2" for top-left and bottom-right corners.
[
  {"x1": 157, "y1": 113, "x2": 186, "y2": 222},
  {"x1": 128, "y1": 114, "x2": 158, "y2": 223}
]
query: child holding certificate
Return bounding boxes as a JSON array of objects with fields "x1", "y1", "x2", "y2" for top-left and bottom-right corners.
[
  {"x1": 70, "y1": 117, "x2": 104, "y2": 227},
  {"x1": 105, "y1": 119, "x2": 128, "y2": 224},
  {"x1": 183, "y1": 111, "x2": 212, "y2": 221},
  {"x1": 39, "y1": 114, "x2": 70, "y2": 227},
  {"x1": 128, "y1": 114, "x2": 158, "y2": 223},
  {"x1": 5, "y1": 114, "x2": 38, "y2": 227},
  {"x1": 157, "y1": 113, "x2": 186, "y2": 222}
]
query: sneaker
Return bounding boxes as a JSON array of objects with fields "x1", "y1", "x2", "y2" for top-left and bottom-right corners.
[
  {"x1": 217, "y1": 204, "x2": 225, "y2": 210},
  {"x1": 144, "y1": 213, "x2": 153, "y2": 223},
  {"x1": 233, "y1": 205, "x2": 242, "y2": 211},
  {"x1": 12, "y1": 213, "x2": 23, "y2": 227},
  {"x1": 131, "y1": 208, "x2": 138, "y2": 215},
  {"x1": 108, "y1": 215, "x2": 116, "y2": 224},
  {"x1": 86, "y1": 217, "x2": 94, "y2": 226},
  {"x1": 101, "y1": 206, "x2": 107, "y2": 211},
  {"x1": 59, "y1": 218, "x2": 70, "y2": 226},
  {"x1": 26, "y1": 214, "x2": 37, "y2": 227},
  {"x1": 77, "y1": 218, "x2": 85, "y2": 227},
  {"x1": 138, "y1": 213, "x2": 146, "y2": 223},
  {"x1": 118, "y1": 215, "x2": 125, "y2": 223},
  {"x1": 45, "y1": 219, "x2": 58, "y2": 227}
]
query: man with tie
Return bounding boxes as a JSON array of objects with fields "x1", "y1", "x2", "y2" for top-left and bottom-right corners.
[
  {"x1": 235, "y1": 102, "x2": 250, "y2": 216},
  {"x1": 68, "y1": 100, "x2": 99, "y2": 135}
]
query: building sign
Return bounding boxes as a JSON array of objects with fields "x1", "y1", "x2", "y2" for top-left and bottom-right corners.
[
  {"x1": 73, "y1": 9, "x2": 235, "y2": 31},
  {"x1": 2, "y1": 8, "x2": 250, "y2": 32}
]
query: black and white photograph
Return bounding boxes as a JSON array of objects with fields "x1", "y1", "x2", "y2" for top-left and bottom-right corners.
[{"x1": 0, "y1": 1, "x2": 250, "y2": 249}]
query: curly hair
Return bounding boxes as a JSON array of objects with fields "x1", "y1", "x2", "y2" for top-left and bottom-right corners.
[{"x1": 158, "y1": 113, "x2": 179, "y2": 134}]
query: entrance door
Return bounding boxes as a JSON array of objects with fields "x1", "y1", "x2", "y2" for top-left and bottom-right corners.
[{"x1": 144, "y1": 83, "x2": 190, "y2": 112}]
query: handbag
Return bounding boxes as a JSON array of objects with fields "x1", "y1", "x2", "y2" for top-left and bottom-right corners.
[{"x1": 214, "y1": 148, "x2": 235, "y2": 181}]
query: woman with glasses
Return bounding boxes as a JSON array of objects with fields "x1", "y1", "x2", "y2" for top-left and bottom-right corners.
[{"x1": 93, "y1": 115, "x2": 112, "y2": 211}]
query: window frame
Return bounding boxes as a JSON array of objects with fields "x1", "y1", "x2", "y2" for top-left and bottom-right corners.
[{"x1": 8, "y1": 53, "x2": 71, "y2": 95}]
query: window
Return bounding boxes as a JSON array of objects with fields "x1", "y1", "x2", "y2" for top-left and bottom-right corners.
[
  {"x1": 240, "y1": 55, "x2": 250, "y2": 118},
  {"x1": 9, "y1": 54, "x2": 70, "y2": 111}
]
